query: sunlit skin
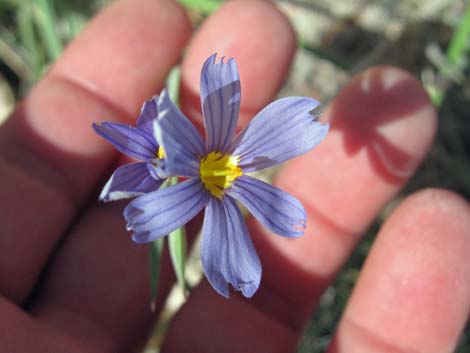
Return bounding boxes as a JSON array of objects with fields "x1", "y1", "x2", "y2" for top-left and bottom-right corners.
[{"x1": 0, "y1": 1, "x2": 468, "y2": 353}]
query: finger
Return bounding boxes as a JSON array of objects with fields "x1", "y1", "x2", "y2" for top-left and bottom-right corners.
[
  {"x1": 30, "y1": 202, "x2": 183, "y2": 352},
  {"x1": 162, "y1": 281, "x2": 298, "y2": 353},
  {"x1": 249, "y1": 66, "x2": 438, "y2": 329},
  {"x1": 0, "y1": 298, "x2": 86, "y2": 352},
  {"x1": 29, "y1": 0, "x2": 297, "y2": 350},
  {"x1": 0, "y1": 0, "x2": 190, "y2": 303},
  {"x1": 327, "y1": 189, "x2": 470, "y2": 353}
]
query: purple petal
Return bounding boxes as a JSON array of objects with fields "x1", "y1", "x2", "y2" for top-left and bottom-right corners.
[
  {"x1": 200, "y1": 196, "x2": 261, "y2": 298},
  {"x1": 200, "y1": 54, "x2": 241, "y2": 153},
  {"x1": 93, "y1": 122, "x2": 157, "y2": 161},
  {"x1": 146, "y1": 159, "x2": 170, "y2": 180},
  {"x1": 124, "y1": 178, "x2": 210, "y2": 243},
  {"x1": 227, "y1": 176, "x2": 306, "y2": 238},
  {"x1": 136, "y1": 97, "x2": 158, "y2": 136},
  {"x1": 231, "y1": 97, "x2": 329, "y2": 172},
  {"x1": 154, "y1": 90, "x2": 203, "y2": 177},
  {"x1": 99, "y1": 162, "x2": 164, "y2": 201}
]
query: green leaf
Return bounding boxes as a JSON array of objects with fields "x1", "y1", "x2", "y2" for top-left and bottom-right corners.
[
  {"x1": 167, "y1": 176, "x2": 188, "y2": 297},
  {"x1": 149, "y1": 237, "x2": 164, "y2": 312},
  {"x1": 447, "y1": 7, "x2": 470, "y2": 66},
  {"x1": 427, "y1": 8, "x2": 470, "y2": 107}
]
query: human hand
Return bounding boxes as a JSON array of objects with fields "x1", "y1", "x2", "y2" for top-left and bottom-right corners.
[{"x1": 0, "y1": 1, "x2": 468, "y2": 353}]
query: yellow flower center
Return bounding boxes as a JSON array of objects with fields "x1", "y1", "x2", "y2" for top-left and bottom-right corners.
[
  {"x1": 157, "y1": 146, "x2": 165, "y2": 159},
  {"x1": 200, "y1": 152, "x2": 243, "y2": 199}
]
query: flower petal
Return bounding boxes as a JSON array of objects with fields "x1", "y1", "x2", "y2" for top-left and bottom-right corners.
[
  {"x1": 200, "y1": 196, "x2": 261, "y2": 298},
  {"x1": 231, "y1": 97, "x2": 329, "y2": 172},
  {"x1": 93, "y1": 122, "x2": 157, "y2": 161},
  {"x1": 227, "y1": 175, "x2": 306, "y2": 238},
  {"x1": 200, "y1": 54, "x2": 241, "y2": 153},
  {"x1": 154, "y1": 89, "x2": 204, "y2": 177},
  {"x1": 124, "y1": 178, "x2": 210, "y2": 243},
  {"x1": 99, "y1": 162, "x2": 164, "y2": 201},
  {"x1": 136, "y1": 97, "x2": 158, "y2": 136}
]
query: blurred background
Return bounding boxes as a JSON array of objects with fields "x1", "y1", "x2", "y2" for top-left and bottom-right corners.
[{"x1": 0, "y1": 0, "x2": 468, "y2": 352}]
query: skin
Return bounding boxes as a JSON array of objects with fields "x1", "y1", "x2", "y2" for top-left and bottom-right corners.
[{"x1": 0, "y1": 0, "x2": 468, "y2": 352}]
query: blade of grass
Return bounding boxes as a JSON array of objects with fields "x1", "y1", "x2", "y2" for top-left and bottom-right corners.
[
  {"x1": 429, "y1": 7, "x2": 470, "y2": 106},
  {"x1": 0, "y1": 24, "x2": 33, "y2": 83},
  {"x1": 447, "y1": 7, "x2": 470, "y2": 66},
  {"x1": 18, "y1": 2, "x2": 42, "y2": 82},
  {"x1": 33, "y1": 0, "x2": 62, "y2": 61}
]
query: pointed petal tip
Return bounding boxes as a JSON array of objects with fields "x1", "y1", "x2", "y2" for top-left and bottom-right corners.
[
  {"x1": 203, "y1": 53, "x2": 237, "y2": 67},
  {"x1": 215, "y1": 286, "x2": 230, "y2": 299},
  {"x1": 299, "y1": 96, "x2": 325, "y2": 109},
  {"x1": 123, "y1": 203, "x2": 143, "y2": 223},
  {"x1": 98, "y1": 187, "x2": 109, "y2": 202},
  {"x1": 208, "y1": 276, "x2": 230, "y2": 298},
  {"x1": 316, "y1": 120, "x2": 330, "y2": 139},
  {"x1": 209, "y1": 280, "x2": 260, "y2": 299},
  {"x1": 309, "y1": 97, "x2": 321, "y2": 110},
  {"x1": 289, "y1": 229, "x2": 305, "y2": 238},
  {"x1": 92, "y1": 121, "x2": 120, "y2": 138},
  {"x1": 98, "y1": 195, "x2": 109, "y2": 202},
  {"x1": 131, "y1": 232, "x2": 151, "y2": 244},
  {"x1": 239, "y1": 281, "x2": 260, "y2": 298},
  {"x1": 142, "y1": 95, "x2": 159, "y2": 108},
  {"x1": 159, "y1": 87, "x2": 169, "y2": 99},
  {"x1": 92, "y1": 122, "x2": 104, "y2": 134},
  {"x1": 205, "y1": 53, "x2": 217, "y2": 64}
]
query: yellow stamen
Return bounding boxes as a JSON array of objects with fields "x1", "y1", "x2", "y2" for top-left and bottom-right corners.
[
  {"x1": 157, "y1": 146, "x2": 165, "y2": 159},
  {"x1": 200, "y1": 152, "x2": 242, "y2": 199}
]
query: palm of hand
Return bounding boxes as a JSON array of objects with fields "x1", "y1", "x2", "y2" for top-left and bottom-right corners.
[{"x1": 0, "y1": 1, "x2": 468, "y2": 353}]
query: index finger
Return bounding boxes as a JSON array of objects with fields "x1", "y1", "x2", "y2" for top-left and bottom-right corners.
[{"x1": 0, "y1": 0, "x2": 190, "y2": 303}]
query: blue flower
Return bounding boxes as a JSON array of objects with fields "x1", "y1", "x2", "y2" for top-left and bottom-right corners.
[
  {"x1": 93, "y1": 99, "x2": 168, "y2": 201},
  {"x1": 124, "y1": 54, "x2": 329, "y2": 298}
]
